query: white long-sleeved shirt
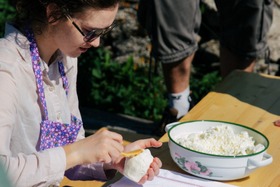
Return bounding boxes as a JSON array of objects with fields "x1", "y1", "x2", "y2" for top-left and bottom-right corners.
[{"x1": 0, "y1": 23, "x2": 108, "y2": 187}]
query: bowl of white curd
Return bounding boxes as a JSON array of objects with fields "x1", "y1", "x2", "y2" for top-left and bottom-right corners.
[{"x1": 166, "y1": 120, "x2": 273, "y2": 181}]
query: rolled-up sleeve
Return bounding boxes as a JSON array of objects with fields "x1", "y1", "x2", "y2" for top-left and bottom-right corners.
[
  {"x1": 65, "y1": 162, "x2": 117, "y2": 181},
  {"x1": 0, "y1": 148, "x2": 66, "y2": 187}
]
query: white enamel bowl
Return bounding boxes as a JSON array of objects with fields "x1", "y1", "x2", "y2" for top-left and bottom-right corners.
[{"x1": 166, "y1": 120, "x2": 273, "y2": 181}]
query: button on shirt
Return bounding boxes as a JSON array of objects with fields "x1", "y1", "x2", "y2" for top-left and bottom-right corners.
[
  {"x1": 49, "y1": 86, "x2": 55, "y2": 92},
  {"x1": 0, "y1": 23, "x2": 108, "y2": 186}
]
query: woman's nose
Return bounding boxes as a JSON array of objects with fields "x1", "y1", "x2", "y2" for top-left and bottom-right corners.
[{"x1": 89, "y1": 37, "x2": 101, "y2": 47}]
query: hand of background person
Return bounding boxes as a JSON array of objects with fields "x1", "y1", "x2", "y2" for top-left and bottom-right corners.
[
  {"x1": 63, "y1": 128, "x2": 124, "y2": 169},
  {"x1": 109, "y1": 138, "x2": 163, "y2": 184}
]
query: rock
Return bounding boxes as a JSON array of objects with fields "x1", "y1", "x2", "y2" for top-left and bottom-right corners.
[
  {"x1": 106, "y1": 0, "x2": 280, "y2": 75},
  {"x1": 267, "y1": 6, "x2": 280, "y2": 62}
]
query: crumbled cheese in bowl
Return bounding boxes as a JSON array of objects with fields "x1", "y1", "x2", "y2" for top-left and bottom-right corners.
[{"x1": 176, "y1": 125, "x2": 265, "y2": 156}]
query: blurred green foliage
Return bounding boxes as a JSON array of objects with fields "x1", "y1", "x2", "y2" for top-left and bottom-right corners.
[
  {"x1": 0, "y1": 0, "x2": 16, "y2": 36},
  {"x1": 77, "y1": 48, "x2": 167, "y2": 121},
  {"x1": 191, "y1": 71, "x2": 221, "y2": 102},
  {"x1": 77, "y1": 47, "x2": 221, "y2": 121}
]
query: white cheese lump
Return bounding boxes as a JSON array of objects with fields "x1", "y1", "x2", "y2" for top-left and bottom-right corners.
[{"x1": 176, "y1": 125, "x2": 265, "y2": 156}]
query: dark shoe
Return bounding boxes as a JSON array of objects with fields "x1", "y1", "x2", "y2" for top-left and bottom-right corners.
[
  {"x1": 188, "y1": 95, "x2": 195, "y2": 111},
  {"x1": 154, "y1": 107, "x2": 178, "y2": 136},
  {"x1": 154, "y1": 96, "x2": 195, "y2": 136}
]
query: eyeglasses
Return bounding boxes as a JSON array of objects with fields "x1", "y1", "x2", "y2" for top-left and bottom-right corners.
[{"x1": 65, "y1": 15, "x2": 116, "y2": 43}]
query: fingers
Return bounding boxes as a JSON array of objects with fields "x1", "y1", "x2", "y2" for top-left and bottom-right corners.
[
  {"x1": 95, "y1": 128, "x2": 124, "y2": 160},
  {"x1": 76, "y1": 128, "x2": 125, "y2": 164},
  {"x1": 99, "y1": 136, "x2": 124, "y2": 163},
  {"x1": 138, "y1": 168, "x2": 155, "y2": 184},
  {"x1": 151, "y1": 157, "x2": 162, "y2": 175},
  {"x1": 140, "y1": 138, "x2": 163, "y2": 150},
  {"x1": 98, "y1": 127, "x2": 108, "y2": 132},
  {"x1": 108, "y1": 140, "x2": 125, "y2": 162},
  {"x1": 138, "y1": 157, "x2": 162, "y2": 184},
  {"x1": 100, "y1": 129, "x2": 124, "y2": 162},
  {"x1": 148, "y1": 138, "x2": 163, "y2": 148},
  {"x1": 96, "y1": 128, "x2": 123, "y2": 144},
  {"x1": 138, "y1": 175, "x2": 148, "y2": 184},
  {"x1": 98, "y1": 140, "x2": 124, "y2": 163},
  {"x1": 126, "y1": 138, "x2": 163, "y2": 151}
]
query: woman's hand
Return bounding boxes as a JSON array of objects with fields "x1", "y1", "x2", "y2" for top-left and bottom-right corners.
[
  {"x1": 63, "y1": 128, "x2": 124, "y2": 169},
  {"x1": 137, "y1": 156, "x2": 162, "y2": 184},
  {"x1": 110, "y1": 138, "x2": 163, "y2": 184}
]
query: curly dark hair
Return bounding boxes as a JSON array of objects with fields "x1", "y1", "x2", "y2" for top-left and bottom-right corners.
[{"x1": 13, "y1": 0, "x2": 119, "y2": 34}]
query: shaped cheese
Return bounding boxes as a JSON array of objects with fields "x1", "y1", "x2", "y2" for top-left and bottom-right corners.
[{"x1": 123, "y1": 149, "x2": 153, "y2": 182}]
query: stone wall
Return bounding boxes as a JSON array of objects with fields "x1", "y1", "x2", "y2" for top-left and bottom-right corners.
[{"x1": 106, "y1": 0, "x2": 280, "y2": 75}]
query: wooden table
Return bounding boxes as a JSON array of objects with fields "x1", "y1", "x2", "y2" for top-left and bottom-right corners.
[
  {"x1": 156, "y1": 70, "x2": 280, "y2": 187},
  {"x1": 60, "y1": 70, "x2": 280, "y2": 187}
]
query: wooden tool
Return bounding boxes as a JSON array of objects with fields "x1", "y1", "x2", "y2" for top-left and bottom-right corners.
[{"x1": 121, "y1": 149, "x2": 143, "y2": 157}]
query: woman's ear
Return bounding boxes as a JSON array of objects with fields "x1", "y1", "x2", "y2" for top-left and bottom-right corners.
[{"x1": 46, "y1": 3, "x2": 61, "y2": 25}]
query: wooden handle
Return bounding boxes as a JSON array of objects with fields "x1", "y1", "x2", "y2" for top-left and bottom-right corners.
[{"x1": 121, "y1": 149, "x2": 143, "y2": 157}]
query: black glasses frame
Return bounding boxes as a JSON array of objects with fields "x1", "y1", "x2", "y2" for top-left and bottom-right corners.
[{"x1": 65, "y1": 15, "x2": 116, "y2": 43}]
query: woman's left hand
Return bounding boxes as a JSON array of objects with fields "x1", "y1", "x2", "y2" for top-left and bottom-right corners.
[{"x1": 109, "y1": 138, "x2": 163, "y2": 184}]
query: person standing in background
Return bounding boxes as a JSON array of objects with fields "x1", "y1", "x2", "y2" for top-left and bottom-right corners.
[{"x1": 137, "y1": 0, "x2": 273, "y2": 135}]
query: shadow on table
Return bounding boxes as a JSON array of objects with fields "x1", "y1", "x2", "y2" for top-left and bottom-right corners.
[{"x1": 214, "y1": 70, "x2": 280, "y2": 116}]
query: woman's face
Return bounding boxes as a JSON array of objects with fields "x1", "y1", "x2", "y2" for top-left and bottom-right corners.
[{"x1": 49, "y1": 5, "x2": 119, "y2": 58}]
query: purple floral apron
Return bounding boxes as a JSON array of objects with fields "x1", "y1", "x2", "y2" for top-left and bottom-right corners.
[{"x1": 26, "y1": 29, "x2": 82, "y2": 151}]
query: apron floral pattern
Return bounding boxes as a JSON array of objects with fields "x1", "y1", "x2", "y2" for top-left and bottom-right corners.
[{"x1": 26, "y1": 29, "x2": 82, "y2": 151}]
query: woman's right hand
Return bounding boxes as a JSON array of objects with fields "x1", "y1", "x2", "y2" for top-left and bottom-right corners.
[{"x1": 63, "y1": 128, "x2": 124, "y2": 169}]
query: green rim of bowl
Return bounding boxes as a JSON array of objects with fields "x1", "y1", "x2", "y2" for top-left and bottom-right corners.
[{"x1": 168, "y1": 120, "x2": 270, "y2": 158}]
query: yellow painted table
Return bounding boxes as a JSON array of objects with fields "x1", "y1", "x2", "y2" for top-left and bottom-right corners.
[{"x1": 61, "y1": 70, "x2": 280, "y2": 187}]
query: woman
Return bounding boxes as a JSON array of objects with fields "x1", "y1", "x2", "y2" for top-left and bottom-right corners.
[{"x1": 0, "y1": 0, "x2": 162, "y2": 186}]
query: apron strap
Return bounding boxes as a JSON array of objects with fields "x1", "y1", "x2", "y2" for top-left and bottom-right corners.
[
  {"x1": 26, "y1": 29, "x2": 70, "y2": 120},
  {"x1": 58, "y1": 61, "x2": 69, "y2": 96},
  {"x1": 27, "y1": 30, "x2": 49, "y2": 120}
]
